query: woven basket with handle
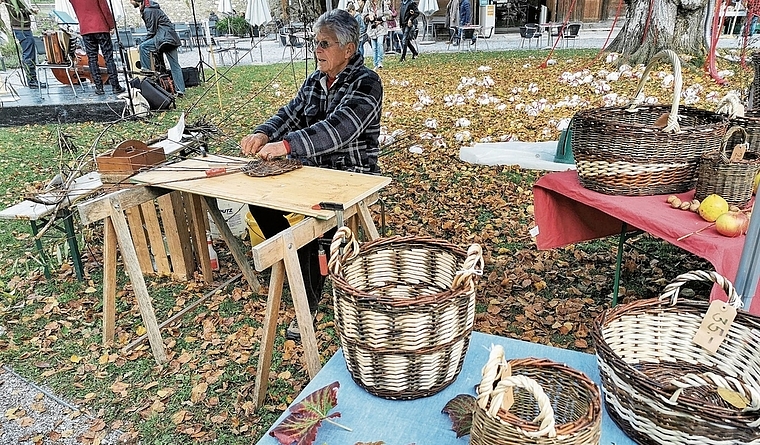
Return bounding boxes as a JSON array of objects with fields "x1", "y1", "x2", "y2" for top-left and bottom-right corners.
[
  {"x1": 593, "y1": 270, "x2": 760, "y2": 445},
  {"x1": 572, "y1": 50, "x2": 728, "y2": 196},
  {"x1": 471, "y1": 345, "x2": 601, "y2": 445},
  {"x1": 328, "y1": 227, "x2": 483, "y2": 400},
  {"x1": 695, "y1": 126, "x2": 760, "y2": 207}
]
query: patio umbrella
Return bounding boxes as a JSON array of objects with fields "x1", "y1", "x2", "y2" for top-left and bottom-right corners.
[
  {"x1": 337, "y1": 0, "x2": 349, "y2": 10},
  {"x1": 246, "y1": 0, "x2": 272, "y2": 26},
  {"x1": 218, "y1": 0, "x2": 235, "y2": 35},
  {"x1": 53, "y1": 0, "x2": 78, "y2": 27},
  {"x1": 109, "y1": 0, "x2": 126, "y2": 28},
  {"x1": 418, "y1": 0, "x2": 439, "y2": 42}
]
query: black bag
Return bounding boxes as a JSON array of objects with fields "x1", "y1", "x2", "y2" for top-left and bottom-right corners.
[
  {"x1": 130, "y1": 77, "x2": 175, "y2": 111},
  {"x1": 182, "y1": 67, "x2": 200, "y2": 88}
]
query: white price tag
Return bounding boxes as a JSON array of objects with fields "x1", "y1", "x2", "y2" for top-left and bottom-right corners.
[
  {"x1": 692, "y1": 300, "x2": 737, "y2": 353},
  {"x1": 529, "y1": 226, "x2": 539, "y2": 237}
]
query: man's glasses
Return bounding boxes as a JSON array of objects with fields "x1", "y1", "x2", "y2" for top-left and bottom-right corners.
[{"x1": 314, "y1": 39, "x2": 341, "y2": 49}]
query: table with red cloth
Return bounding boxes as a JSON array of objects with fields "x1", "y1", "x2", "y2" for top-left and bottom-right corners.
[{"x1": 532, "y1": 170, "x2": 759, "y2": 314}]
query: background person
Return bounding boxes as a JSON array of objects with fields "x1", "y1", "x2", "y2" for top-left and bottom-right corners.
[
  {"x1": 1, "y1": 0, "x2": 44, "y2": 88},
  {"x1": 362, "y1": 0, "x2": 390, "y2": 70},
  {"x1": 129, "y1": 0, "x2": 185, "y2": 97},
  {"x1": 68, "y1": 0, "x2": 125, "y2": 95},
  {"x1": 240, "y1": 9, "x2": 382, "y2": 340},
  {"x1": 398, "y1": 0, "x2": 418, "y2": 61}
]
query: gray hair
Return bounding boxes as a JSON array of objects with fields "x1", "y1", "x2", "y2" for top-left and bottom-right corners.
[{"x1": 313, "y1": 9, "x2": 360, "y2": 50}]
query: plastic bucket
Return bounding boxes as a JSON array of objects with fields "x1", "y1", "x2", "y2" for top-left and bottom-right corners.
[{"x1": 245, "y1": 212, "x2": 304, "y2": 246}]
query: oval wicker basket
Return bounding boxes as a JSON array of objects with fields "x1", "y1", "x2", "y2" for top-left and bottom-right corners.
[
  {"x1": 327, "y1": 227, "x2": 483, "y2": 400},
  {"x1": 572, "y1": 50, "x2": 728, "y2": 196},
  {"x1": 695, "y1": 126, "x2": 760, "y2": 207},
  {"x1": 593, "y1": 270, "x2": 760, "y2": 445},
  {"x1": 471, "y1": 346, "x2": 601, "y2": 445}
]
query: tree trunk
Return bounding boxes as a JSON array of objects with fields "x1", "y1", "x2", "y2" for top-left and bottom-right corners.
[{"x1": 606, "y1": 0, "x2": 709, "y2": 65}]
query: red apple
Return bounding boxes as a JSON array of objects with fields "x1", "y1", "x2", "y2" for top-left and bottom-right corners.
[{"x1": 715, "y1": 211, "x2": 750, "y2": 237}]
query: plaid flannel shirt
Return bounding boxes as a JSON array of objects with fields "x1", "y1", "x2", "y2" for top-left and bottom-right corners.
[{"x1": 254, "y1": 53, "x2": 382, "y2": 174}]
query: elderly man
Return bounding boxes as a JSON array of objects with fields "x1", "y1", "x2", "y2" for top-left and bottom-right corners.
[
  {"x1": 241, "y1": 9, "x2": 382, "y2": 340},
  {"x1": 1, "y1": 0, "x2": 44, "y2": 88}
]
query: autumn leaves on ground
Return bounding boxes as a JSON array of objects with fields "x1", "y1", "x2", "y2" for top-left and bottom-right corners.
[{"x1": 0, "y1": 49, "x2": 748, "y2": 443}]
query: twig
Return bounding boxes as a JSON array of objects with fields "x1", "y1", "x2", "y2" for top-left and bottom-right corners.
[
  {"x1": 677, "y1": 222, "x2": 716, "y2": 241},
  {"x1": 323, "y1": 417, "x2": 353, "y2": 432}
]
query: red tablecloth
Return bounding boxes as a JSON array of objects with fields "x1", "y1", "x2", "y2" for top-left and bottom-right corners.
[{"x1": 533, "y1": 170, "x2": 758, "y2": 314}]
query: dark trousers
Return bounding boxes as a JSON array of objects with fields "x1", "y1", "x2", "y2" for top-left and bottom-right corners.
[
  {"x1": 400, "y1": 26, "x2": 417, "y2": 59},
  {"x1": 81, "y1": 33, "x2": 121, "y2": 89},
  {"x1": 13, "y1": 29, "x2": 36, "y2": 83},
  {"x1": 248, "y1": 205, "x2": 334, "y2": 313}
]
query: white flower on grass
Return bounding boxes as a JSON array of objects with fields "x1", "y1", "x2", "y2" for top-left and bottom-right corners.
[
  {"x1": 272, "y1": 83, "x2": 280, "y2": 89},
  {"x1": 602, "y1": 93, "x2": 620, "y2": 107},
  {"x1": 391, "y1": 129, "x2": 406, "y2": 138},
  {"x1": 523, "y1": 63, "x2": 531, "y2": 68},
  {"x1": 412, "y1": 102, "x2": 425, "y2": 111},
  {"x1": 425, "y1": 118, "x2": 438, "y2": 129},
  {"x1": 455, "y1": 130, "x2": 471, "y2": 141},
  {"x1": 661, "y1": 73, "x2": 674, "y2": 88},
  {"x1": 496, "y1": 103, "x2": 507, "y2": 111},
  {"x1": 409, "y1": 145, "x2": 424, "y2": 154},
  {"x1": 419, "y1": 132, "x2": 434, "y2": 139},
  {"x1": 479, "y1": 136, "x2": 493, "y2": 142},
  {"x1": 705, "y1": 91, "x2": 721, "y2": 103},
  {"x1": 557, "y1": 118, "x2": 571, "y2": 131},
  {"x1": 444, "y1": 94, "x2": 466, "y2": 107},
  {"x1": 455, "y1": 118, "x2": 471, "y2": 127},
  {"x1": 718, "y1": 69, "x2": 735, "y2": 78},
  {"x1": 432, "y1": 138, "x2": 447, "y2": 148},
  {"x1": 416, "y1": 89, "x2": 434, "y2": 105},
  {"x1": 605, "y1": 71, "x2": 620, "y2": 82},
  {"x1": 542, "y1": 127, "x2": 553, "y2": 137},
  {"x1": 499, "y1": 134, "x2": 518, "y2": 142},
  {"x1": 528, "y1": 83, "x2": 539, "y2": 94},
  {"x1": 478, "y1": 65, "x2": 492, "y2": 71},
  {"x1": 606, "y1": 52, "x2": 619, "y2": 63},
  {"x1": 378, "y1": 134, "x2": 395, "y2": 146},
  {"x1": 480, "y1": 76, "x2": 495, "y2": 87}
]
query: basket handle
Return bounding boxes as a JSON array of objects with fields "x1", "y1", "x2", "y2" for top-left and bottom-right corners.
[
  {"x1": 719, "y1": 126, "x2": 749, "y2": 163},
  {"x1": 328, "y1": 226, "x2": 360, "y2": 276},
  {"x1": 485, "y1": 374, "x2": 558, "y2": 438},
  {"x1": 451, "y1": 243, "x2": 484, "y2": 291},
  {"x1": 716, "y1": 91, "x2": 745, "y2": 119},
  {"x1": 658, "y1": 270, "x2": 742, "y2": 309},
  {"x1": 626, "y1": 49, "x2": 682, "y2": 134}
]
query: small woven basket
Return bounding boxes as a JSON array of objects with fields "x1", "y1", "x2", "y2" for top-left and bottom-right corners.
[
  {"x1": 471, "y1": 346, "x2": 601, "y2": 445},
  {"x1": 328, "y1": 227, "x2": 483, "y2": 400},
  {"x1": 572, "y1": 50, "x2": 728, "y2": 196},
  {"x1": 695, "y1": 126, "x2": 760, "y2": 207},
  {"x1": 593, "y1": 270, "x2": 760, "y2": 445},
  {"x1": 716, "y1": 92, "x2": 760, "y2": 153}
]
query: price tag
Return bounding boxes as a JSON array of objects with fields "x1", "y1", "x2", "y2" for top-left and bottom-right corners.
[
  {"x1": 730, "y1": 143, "x2": 748, "y2": 162},
  {"x1": 692, "y1": 300, "x2": 737, "y2": 353}
]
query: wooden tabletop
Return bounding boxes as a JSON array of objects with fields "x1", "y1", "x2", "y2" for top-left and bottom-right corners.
[{"x1": 131, "y1": 155, "x2": 391, "y2": 219}]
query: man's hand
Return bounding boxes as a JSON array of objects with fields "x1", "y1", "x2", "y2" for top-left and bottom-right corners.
[
  {"x1": 240, "y1": 133, "x2": 269, "y2": 156},
  {"x1": 256, "y1": 142, "x2": 288, "y2": 160}
]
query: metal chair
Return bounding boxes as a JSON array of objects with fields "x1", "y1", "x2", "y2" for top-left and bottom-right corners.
[
  {"x1": 518, "y1": 25, "x2": 536, "y2": 49},
  {"x1": 477, "y1": 26, "x2": 494, "y2": 50},
  {"x1": 447, "y1": 26, "x2": 476, "y2": 51},
  {"x1": 525, "y1": 23, "x2": 543, "y2": 47},
  {"x1": 33, "y1": 34, "x2": 84, "y2": 97},
  {"x1": 562, "y1": 23, "x2": 581, "y2": 48},
  {"x1": 174, "y1": 23, "x2": 192, "y2": 50}
]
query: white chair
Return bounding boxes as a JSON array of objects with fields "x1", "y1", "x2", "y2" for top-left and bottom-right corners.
[
  {"x1": 205, "y1": 21, "x2": 232, "y2": 66},
  {"x1": 477, "y1": 26, "x2": 494, "y2": 50}
]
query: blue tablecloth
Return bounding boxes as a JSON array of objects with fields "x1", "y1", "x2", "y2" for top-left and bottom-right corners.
[{"x1": 255, "y1": 331, "x2": 635, "y2": 445}]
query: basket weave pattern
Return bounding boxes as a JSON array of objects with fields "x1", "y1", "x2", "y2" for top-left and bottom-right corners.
[
  {"x1": 695, "y1": 126, "x2": 760, "y2": 207},
  {"x1": 328, "y1": 227, "x2": 483, "y2": 400},
  {"x1": 471, "y1": 347, "x2": 601, "y2": 445},
  {"x1": 572, "y1": 50, "x2": 728, "y2": 196},
  {"x1": 593, "y1": 271, "x2": 760, "y2": 445}
]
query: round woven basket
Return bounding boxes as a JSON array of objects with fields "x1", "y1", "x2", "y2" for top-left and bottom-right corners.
[
  {"x1": 328, "y1": 227, "x2": 483, "y2": 400},
  {"x1": 593, "y1": 271, "x2": 760, "y2": 445},
  {"x1": 695, "y1": 126, "x2": 760, "y2": 207},
  {"x1": 572, "y1": 50, "x2": 728, "y2": 196},
  {"x1": 471, "y1": 346, "x2": 601, "y2": 445}
]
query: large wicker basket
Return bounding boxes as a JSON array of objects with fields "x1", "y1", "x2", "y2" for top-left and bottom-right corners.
[
  {"x1": 327, "y1": 227, "x2": 483, "y2": 400},
  {"x1": 593, "y1": 270, "x2": 760, "y2": 445},
  {"x1": 471, "y1": 345, "x2": 601, "y2": 445},
  {"x1": 695, "y1": 126, "x2": 760, "y2": 207},
  {"x1": 572, "y1": 50, "x2": 728, "y2": 196}
]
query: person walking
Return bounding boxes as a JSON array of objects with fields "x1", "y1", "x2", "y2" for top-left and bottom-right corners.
[
  {"x1": 398, "y1": 0, "x2": 418, "y2": 62},
  {"x1": 129, "y1": 0, "x2": 186, "y2": 97},
  {"x1": 68, "y1": 0, "x2": 126, "y2": 95},
  {"x1": 362, "y1": 0, "x2": 390, "y2": 70},
  {"x1": 1, "y1": 0, "x2": 44, "y2": 88}
]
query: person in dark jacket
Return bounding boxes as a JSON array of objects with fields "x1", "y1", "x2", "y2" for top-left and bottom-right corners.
[
  {"x1": 129, "y1": 0, "x2": 185, "y2": 96},
  {"x1": 68, "y1": 0, "x2": 125, "y2": 95},
  {"x1": 1, "y1": 0, "x2": 44, "y2": 87},
  {"x1": 398, "y1": 0, "x2": 419, "y2": 62},
  {"x1": 240, "y1": 9, "x2": 382, "y2": 340}
]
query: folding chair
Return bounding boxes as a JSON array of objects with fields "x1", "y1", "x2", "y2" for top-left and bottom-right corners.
[{"x1": 35, "y1": 32, "x2": 84, "y2": 97}]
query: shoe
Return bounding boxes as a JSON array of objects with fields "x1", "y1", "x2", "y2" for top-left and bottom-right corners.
[
  {"x1": 112, "y1": 85, "x2": 125, "y2": 94},
  {"x1": 175, "y1": 91, "x2": 185, "y2": 98},
  {"x1": 376, "y1": 64, "x2": 383, "y2": 69},
  {"x1": 285, "y1": 314, "x2": 316, "y2": 341},
  {"x1": 399, "y1": 57, "x2": 406, "y2": 62},
  {"x1": 95, "y1": 87, "x2": 105, "y2": 95},
  {"x1": 412, "y1": 53, "x2": 418, "y2": 60}
]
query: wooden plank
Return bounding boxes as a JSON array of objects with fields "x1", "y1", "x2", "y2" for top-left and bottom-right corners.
[
  {"x1": 131, "y1": 155, "x2": 391, "y2": 220},
  {"x1": 125, "y1": 205, "x2": 153, "y2": 275},
  {"x1": 0, "y1": 172, "x2": 102, "y2": 221},
  {"x1": 107, "y1": 197, "x2": 167, "y2": 364},
  {"x1": 253, "y1": 261, "x2": 285, "y2": 408},
  {"x1": 357, "y1": 198, "x2": 381, "y2": 241},
  {"x1": 102, "y1": 217, "x2": 117, "y2": 345},
  {"x1": 157, "y1": 193, "x2": 188, "y2": 280},
  {"x1": 204, "y1": 196, "x2": 261, "y2": 294},
  {"x1": 140, "y1": 201, "x2": 171, "y2": 276},
  {"x1": 78, "y1": 186, "x2": 168, "y2": 225},
  {"x1": 188, "y1": 193, "x2": 212, "y2": 283},
  {"x1": 281, "y1": 229, "x2": 321, "y2": 378},
  {"x1": 172, "y1": 192, "x2": 196, "y2": 279}
]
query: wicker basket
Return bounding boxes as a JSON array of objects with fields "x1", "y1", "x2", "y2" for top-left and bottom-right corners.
[
  {"x1": 327, "y1": 227, "x2": 483, "y2": 400},
  {"x1": 695, "y1": 126, "x2": 760, "y2": 207},
  {"x1": 471, "y1": 346, "x2": 601, "y2": 445},
  {"x1": 593, "y1": 270, "x2": 760, "y2": 445},
  {"x1": 572, "y1": 50, "x2": 728, "y2": 196}
]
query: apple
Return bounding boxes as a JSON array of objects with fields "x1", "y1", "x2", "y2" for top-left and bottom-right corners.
[
  {"x1": 715, "y1": 211, "x2": 750, "y2": 237},
  {"x1": 754, "y1": 171, "x2": 760, "y2": 195}
]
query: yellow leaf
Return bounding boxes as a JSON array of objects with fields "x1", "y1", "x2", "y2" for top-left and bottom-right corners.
[
  {"x1": 157, "y1": 388, "x2": 174, "y2": 398},
  {"x1": 98, "y1": 354, "x2": 109, "y2": 365},
  {"x1": 70, "y1": 355, "x2": 81, "y2": 363},
  {"x1": 718, "y1": 387, "x2": 749, "y2": 409},
  {"x1": 190, "y1": 382, "x2": 208, "y2": 404},
  {"x1": 136, "y1": 326, "x2": 147, "y2": 336},
  {"x1": 278, "y1": 370, "x2": 292, "y2": 380},
  {"x1": 84, "y1": 286, "x2": 97, "y2": 293},
  {"x1": 171, "y1": 409, "x2": 191, "y2": 425}
]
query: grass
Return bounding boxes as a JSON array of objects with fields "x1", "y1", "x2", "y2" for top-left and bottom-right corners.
[{"x1": 0, "y1": 47, "x2": 740, "y2": 442}]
